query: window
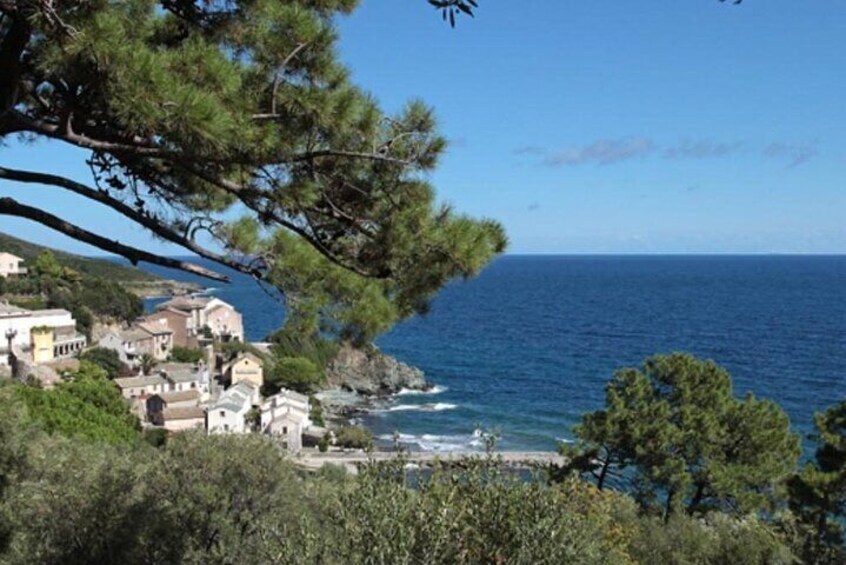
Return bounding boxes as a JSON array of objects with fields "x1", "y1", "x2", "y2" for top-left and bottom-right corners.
[
  {"x1": 282, "y1": 426, "x2": 288, "y2": 434},
  {"x1": 220, "y1": 411, "x2": 225, "y2": 418}
]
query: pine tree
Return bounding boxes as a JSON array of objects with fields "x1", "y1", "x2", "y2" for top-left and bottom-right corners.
[
  {"x1": 560, "y1": 353, "x2": 801, "y2": 518},
  {"x1": 0, "y1": 0, "x2": 507, "y2": 342},
  {"x1": 786, "y1": 400, "x2": 846, "y2": 564}
]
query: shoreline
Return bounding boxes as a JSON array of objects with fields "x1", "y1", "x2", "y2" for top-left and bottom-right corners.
[{"x1": 295, "y1": 448, "x2": 565, "y2": 475}]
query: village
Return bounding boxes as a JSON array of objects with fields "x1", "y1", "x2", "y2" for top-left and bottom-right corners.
[{"x1": 1, "y1": 252, "x2": 324, "y2": 453}]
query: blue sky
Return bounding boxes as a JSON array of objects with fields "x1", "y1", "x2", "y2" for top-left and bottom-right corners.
[{"x1": 1, "y1": 0, "x2": 844, "y2": 255}]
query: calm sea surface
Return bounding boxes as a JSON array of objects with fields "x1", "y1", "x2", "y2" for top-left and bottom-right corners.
[{"x1": 143, "y1": 255, "x2": 846, "y2": 453}]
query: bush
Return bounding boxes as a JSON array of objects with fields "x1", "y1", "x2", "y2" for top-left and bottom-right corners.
[
  {"x1": 318, "y1": 434, "x2": 330, "y2": 453},
  {"x1": 169, "y1": 346, "x2": 204, "y2": 364},
  {"x1": 79, "y1": 347, "x2": 127, "y2": 379},
  {"x1": 335, "y1": 425, "x2": 373, "y2": 450},
  {"x1": 142, "y1": 428, "x2": 168, "y2": 448},
  {"x1": 266, "y1": 356, "x2": 323, "y2": 395}
]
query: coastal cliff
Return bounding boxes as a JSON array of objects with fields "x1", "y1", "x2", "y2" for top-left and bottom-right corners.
[{"x1": 325, "y1": 344, "x2": 428, "y2": 396}]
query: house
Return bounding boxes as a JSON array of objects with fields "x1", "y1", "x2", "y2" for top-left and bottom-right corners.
[
  {"x1": 146, "y1": 389, "x2": 201, "y2": 425},
  {"x1": 222, "y1": 351, "x2": 264, "y2": 389},
  {"x1": 113, "y1": 374, "x2": 168, "y2": 400},
  {"x1": 206, "y1": 381, "x2": 258, "y2": 435},
  {"x1": 156, "y1": 296, "x2": 243, "y2": 343},
  {"x1": 158, "y1": 362, "x2": 211, "y2": 401},
  {"x1": 136, "y1": 322, "x2": 173, "y2": 360},
  {"x1": 161, "y1": 406, "x2": 206, "y2": 432},
  {"x1": 1, "y1": 302, "x2": 86, "y2": 366},
  {"x1": 98, "y1": 323, "x2": 173, "y2": 366},
  {"x1": 139, "y1": 307, "x2": 196, "y2": 348},
  {"x1": 0, "y1": 253, "x2": 26, "y2": 278},
  {"x1": 260, "y1": 389, "x2": 311, "y2": 452}
]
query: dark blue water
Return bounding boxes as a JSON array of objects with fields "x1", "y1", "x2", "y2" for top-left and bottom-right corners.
[{"x1": 143, "y1": 255, "x2": 846, "y2": 453}]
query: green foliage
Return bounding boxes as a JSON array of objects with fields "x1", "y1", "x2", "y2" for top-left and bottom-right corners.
[
  {"x1": 310, "y1": 397, "x2": 326, "y2": 427},
  {"x1": 561, "y1": 353, "x2": 801, "y2": 517},
  {"x1": 1, "y1": 246, "x2": 143, "y2": 338},
  {"x1": 1, "y1": 0, "x2": 507, "y2": 353},
  {"x1": 13, "y1": 367, "x2": 139, "y2": 445},
  {"x1": 268, "y1": 324, "x2": 339, "y2": 367},
  {"x1": 0, "y1": 418, "x2": 795, "y2": 565},
  {"x1": 318, "y1": 433, "x2": 330, "y2": 453},
  {"x1": 169, "y1": 346, "x2": 205, "y2": 364},
  {"x1": 31, "y1": 250, "x2": 63, "y2": 280},
  {"x1": 142, "y1": 427, "x2": 168, "y2": 448},
  {"x1": 334, "y1": 425, "x2": 373, "y2": 450},
  {"x1": 79, "y1": 347, "x2": 127, "y2": 379},
  {"x1": 267, "y1": 356, "x2": 324, "y2": 395},
  {"x1": 785, "y1": 399, "x2": 846, "y2": 564},
  {"x1": 138, "y1": 353, "x2": 158, "y2": 376},
  {"x1": 0, "y1": 232, "x2": 159, "y2": 283}
]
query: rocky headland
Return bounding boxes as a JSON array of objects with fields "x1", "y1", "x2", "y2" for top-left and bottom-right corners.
[{"x1": 317, "y1": 344, "x2": 430, "y2": 419}]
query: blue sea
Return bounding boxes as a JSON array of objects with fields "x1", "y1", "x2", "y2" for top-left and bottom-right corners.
[{"x1": 143, "y1": 255, "x2": 846, "y2": 453}]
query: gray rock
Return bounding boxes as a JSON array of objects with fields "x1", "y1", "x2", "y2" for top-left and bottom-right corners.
[{"x1": 325, "y1": 344, "x2": 428, "y2": 396}]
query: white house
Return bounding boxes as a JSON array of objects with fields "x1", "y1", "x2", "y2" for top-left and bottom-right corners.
[
  {"x1": 161, "y1": 406, "x2": 206, "y2": 432},
  {"x1": 260, "y1": 389, "x2": 311, "y2": 452},
  {"x1": 0, "y1": 253, "x2": 26, "y2": 278},
  {"x1": 206, "y1": 381, "x2": 257, "y2": 435},
  {"x1": 158, "y1": 362, "x2": 211, "y2": 402},
  {"x1": 1, "y1": 302, "x2": 86, "y2": 366},
  {"x1": 113, "y1": 374, "x2": 168, "y2": 400}
]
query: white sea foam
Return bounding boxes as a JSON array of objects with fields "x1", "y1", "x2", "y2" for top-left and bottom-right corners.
[
  {"x1": 395, "y1": 385, "x2": 448, "y2": 396},
  {"x1": 378, "y1": 431, "x2": 483, "y2": 452},
  {"x1": 555, "y1": 437, "x2": 574, "y2": 444},
  {"x1": 384, "y1": 402, "x2": 457, "y2": 413}
]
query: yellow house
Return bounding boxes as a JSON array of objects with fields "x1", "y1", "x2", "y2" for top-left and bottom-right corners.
[
  {"x1": 30, "y1": 326, "x2": 54, "y2": 364},
  {"x1": 223, "y1": 352, "x2": 264, "y2": 389}
]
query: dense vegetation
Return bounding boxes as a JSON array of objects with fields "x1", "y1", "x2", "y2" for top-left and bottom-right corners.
[
  {"x1": 0, "y1": 352, "x2": 844, "y2": 563},
  {"x1": 1, "y1": 250, "x2": 143, "y2": 337},
  {"x1": 0, "y1": 232, "x2": 158, "y2": 283},
  {"x1": 0, "y1": 0, "x2": 506, "y2": 352}
]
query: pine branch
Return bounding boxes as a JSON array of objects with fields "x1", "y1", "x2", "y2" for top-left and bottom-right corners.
[
  {"x1": 0, "y1": 165, "x2": 263, "y2": 278},
  {"x1": 0, "y1": 196, "x2": 230, "y2": 282}
]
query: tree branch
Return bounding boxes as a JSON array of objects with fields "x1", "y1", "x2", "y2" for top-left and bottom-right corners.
[
  {"x1": 0, "y1": 196, "x2": 230, "y2": 282},
  {"x1": 0, "y1": 165, "x2": 262, "y2": 278}
]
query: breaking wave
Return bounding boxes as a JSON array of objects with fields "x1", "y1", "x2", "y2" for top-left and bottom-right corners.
[
  {"x1": 377, "y1": 432, "x2": 484, "y2": 452},
  {"x1": 395, "y1": 385, "x2": 448, "y2": 396}
]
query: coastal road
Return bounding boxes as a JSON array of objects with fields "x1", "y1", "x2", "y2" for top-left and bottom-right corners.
[{"x1": 295, "y1": 450, "x2": 567, "y2": 474}]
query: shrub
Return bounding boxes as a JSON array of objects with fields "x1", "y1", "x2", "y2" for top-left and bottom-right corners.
[
  {"x1": 266, "y1": 356, "x2": 323, "y2": 395},
  {"x1": 79, "y1": 347, "x2": 126, "y2": 379},
  {"x1": 335, "y1": 425, "x2": 373, "y2": 450},
  {"x1": 169, "y1": 346, "x2": 204, "y2": 364}
]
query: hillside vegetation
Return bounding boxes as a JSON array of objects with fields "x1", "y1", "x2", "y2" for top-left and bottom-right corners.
[{"x1": 0, "y1": 232, "x2": 158, "y2": 283}]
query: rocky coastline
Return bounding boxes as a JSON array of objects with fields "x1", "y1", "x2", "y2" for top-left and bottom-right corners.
[{"x1": 316, "y1": 344, "x2": 431, "y2": 421}]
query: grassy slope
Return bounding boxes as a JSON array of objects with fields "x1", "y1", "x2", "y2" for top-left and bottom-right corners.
[{"x1": 0, "y1": 231, "x2": 160, "y2": 283}]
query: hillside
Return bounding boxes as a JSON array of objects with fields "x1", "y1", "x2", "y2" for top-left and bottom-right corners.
[{"x1": 0, "y1": 232, "x2": 200, "y2": 296}]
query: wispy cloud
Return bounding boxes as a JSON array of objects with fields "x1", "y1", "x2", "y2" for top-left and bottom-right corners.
[
  {"x1": 542, "y1": 137, "x2": 656, "y2": 166},
  {"x1": 513, "y1": 145, "x2": 547, "y2": 156},
  {"x1": 763, "y1": 141, "x2": 819, "y2": 168},
  {"x1": 664, "y1": 139, "x2": 743, "y2": 160}
]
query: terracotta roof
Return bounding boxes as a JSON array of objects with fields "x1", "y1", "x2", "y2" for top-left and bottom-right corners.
[
  {"x1": 119, "y1": 326, "x2": 153, "y2": 342},
  {"x1": 223, "y1": 351, "x2": 263, "y2": 373},
  {"x1": 163, "y1": 406, "x2": 205, "y2": 421},
  {"x1": 158, "y1": 389, "x2": 200, "y2": 404},
  {"x1": 149, "y1": 307, "x2": 190, "y2": 318},
  {"x1": 156, "y1": 295, "x2": 212, "y2": 312},
  {"x1": 137, "y1": 322, "x2": 172, "y2": 336},
  {"x1": 114, "y1": 375, "x2": 167, "y2": 389}
]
